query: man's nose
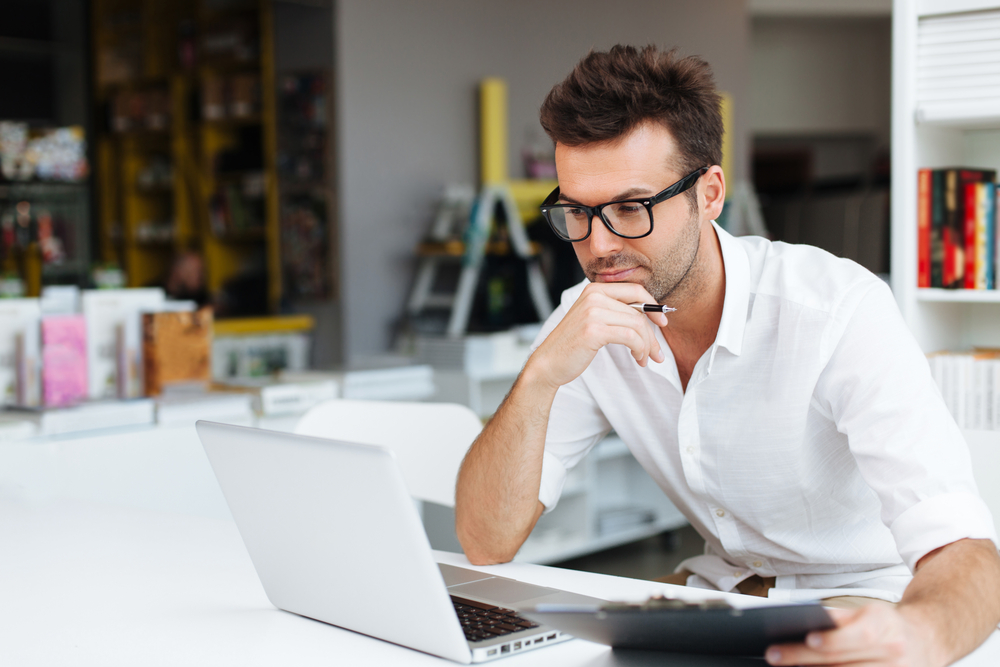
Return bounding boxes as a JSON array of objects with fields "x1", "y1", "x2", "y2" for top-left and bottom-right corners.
[{"x1": 586, "y1": 215, "x2": 624, "y2": 257}]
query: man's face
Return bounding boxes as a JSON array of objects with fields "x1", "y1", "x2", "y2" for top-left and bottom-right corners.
[{"x1": 553, "y1": 122, "x2": 705, "y2": 303}]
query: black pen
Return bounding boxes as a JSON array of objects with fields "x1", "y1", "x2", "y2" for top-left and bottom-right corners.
[{"x1": 629, "y1": 303, "x2": 677, "y2": 314}]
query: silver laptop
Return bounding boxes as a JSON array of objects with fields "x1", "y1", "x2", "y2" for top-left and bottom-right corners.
[{"x1": 196, "y1": 421, "x2": 604, "y2": 663}]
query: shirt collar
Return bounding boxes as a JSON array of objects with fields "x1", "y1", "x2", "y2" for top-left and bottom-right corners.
[{"x1": 711, "y1": 220, "x2": 750, "y2": 358}]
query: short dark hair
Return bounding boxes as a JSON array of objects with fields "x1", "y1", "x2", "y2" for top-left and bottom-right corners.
[{"x1": 540, "y1": 45, "x2": 722, "y2": 178}]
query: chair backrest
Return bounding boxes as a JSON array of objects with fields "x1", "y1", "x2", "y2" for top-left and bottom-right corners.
[{"x1": 294, "y1": 399, "x2": 482, "y2": 508}]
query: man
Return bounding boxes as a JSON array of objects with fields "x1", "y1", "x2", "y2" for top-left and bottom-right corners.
[{"x1": 455, "y1": 45, "x2": 1000, "y2": 667}]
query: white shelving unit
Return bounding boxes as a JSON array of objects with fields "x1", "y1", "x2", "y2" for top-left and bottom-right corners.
[
  {"x1": 892, "y1": 0, "x2": 1000, "y2": 352},
  {"x1": 515, "y1": 434, "x2": 688, "y2": 565},
  {"x1": 892, "y1": 2, "x2": 1000, "y2": 520}
]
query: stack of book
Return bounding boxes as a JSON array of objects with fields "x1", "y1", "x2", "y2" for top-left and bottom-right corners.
[
  {"x1": 927, "y1": 350, "x2": 1000, "y2": 431},
  {"x1": 282, "y1": 362, "x2": 435, "y2": 402},
  {"x1": 917, "y1": 168, "x2": 997, "y2": 290},
  {"x1": 0, "y1": 287, "x2": 210, "y2": 437},
  {"x1": 414, "y1": 328, "x2": 538, "y2": 377},
  {"x1": 211, "y1": 374, "x2": 338, "y2": 416}
]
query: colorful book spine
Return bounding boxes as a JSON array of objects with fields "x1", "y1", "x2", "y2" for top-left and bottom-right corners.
[
  {"x1": 41, "y1": 315, "x2": 88, "y2": 408},
  {"x1": 917, "y1": 169, "x2": 932, "y2": 288},
  {"x1": 944, "y1": 169, "x2": 995, "y2": 289},
  {"x1": 931, "y1": 170, "x2": 945, "y2": 288},
  {"x1": 920, "y1": 168, "x2": 998, "y2": 290},
  {"x1": 964, "y1": 181, "x2": 978, "y2": 289},
  {"x1": 943, "y1": 169, "x2": 958, "y2": 288},
  {"x1": 976, "y1": 182, "x2": 990, "y2": 290}
]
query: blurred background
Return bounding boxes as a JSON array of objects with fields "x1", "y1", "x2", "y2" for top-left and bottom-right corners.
[{"x1": 0, "y1": 0, "x2": 891, "y2": 369}]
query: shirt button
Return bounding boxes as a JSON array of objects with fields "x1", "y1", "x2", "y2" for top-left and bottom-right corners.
[
  {"x1": 686, "y1": 446, "x2": 695, "y2": 455},
  {"x1": 733, "y1": 571, "x2": 742, "y2": 578},
  {"x1": 753, "y1": 561, "x2": 763, "y2": 568},
  {"x1": 715, "y1": 509, "x2": 726, "y2": 518}
]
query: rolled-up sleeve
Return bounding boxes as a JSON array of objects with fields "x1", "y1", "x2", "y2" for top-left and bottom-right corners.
[{"x1": 816, "y1": 280, "x2": 999, "y2": 571}]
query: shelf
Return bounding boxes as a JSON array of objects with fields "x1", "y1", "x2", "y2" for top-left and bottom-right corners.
[
  {"x1": 917, "y1": 104, "x2": 1000, "y2": 129},
  {"x1": 213, "y1": 314, "x2": 315, "y2": 336},
  {"x1": 918, "y1": 0, "x2": 999, "y2": 17},
  {"x1": 916, "y1": 288, "x2": 1000, "y2": 302}
]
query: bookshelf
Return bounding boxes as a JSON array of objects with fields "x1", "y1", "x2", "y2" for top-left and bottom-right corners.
[
  {"x1": 892, "y1": 0, "x2": 1000, "y2": 352},
  {"x1": 92, "y1": 0, "x2": 281, "y2": 312}
]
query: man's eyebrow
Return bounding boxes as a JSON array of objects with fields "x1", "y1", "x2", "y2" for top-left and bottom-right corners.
[{"x1": 558, "y1": 187, "x2": 653, "y2": 205}]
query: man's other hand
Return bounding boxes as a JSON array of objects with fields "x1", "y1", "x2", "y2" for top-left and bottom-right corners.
[
  {"x1": 765, "y1": 604, "x2": 938, "y2": 667},
  {"x1": 529, "y1": 282, "x2": 667, "y2": 391}
]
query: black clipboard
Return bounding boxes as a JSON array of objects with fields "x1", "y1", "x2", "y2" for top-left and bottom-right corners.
[{"x1": 520, "y1": 597, "x2": 837, "y2": 657}]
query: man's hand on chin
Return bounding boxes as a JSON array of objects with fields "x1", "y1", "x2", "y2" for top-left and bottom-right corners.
[{"x1": 765, "y1": 604, "x2": 941, "y2": 667}]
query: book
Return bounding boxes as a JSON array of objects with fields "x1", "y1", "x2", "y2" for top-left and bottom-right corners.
[
  {"x1": 142, "y1": 307, "x2": 213, "y2": 397},
  {"x1": 986, "y1": 183, "x2": 996, "y2": 290},
  {"x1": 4, "y1": 398, "x2": 155, "y2": 436},
  {"x1": 41, "y1": 315, "x2": 88, "y2": 408},
  {"x1": 0, "y1": 298, "x2": 41, "y2": 407},
  {"x1": 39, "y1": 285, "x2": 80, "y2": 315},
  {"x1": 0, "y1": 414, "x2": 37, "y2": 441},
  {"x1": 963, "y1": 181, "x2": 993, "y2": 290},
  {"x1": 917, "y1": 169, "x2": 932, "y2": 288},
  {"x1": 975, "y1": 183, "x2": 992, "y2": 290},
  {"x1": 927, "y1": 349, "x2": 1000, "y2": 430},
  {"x1": 931, "y1": 169, "x2": 945, "y2": 288},
  {"x1": 282, "y1": 364, "x2": 435, "y2": 402},
  {"x1": 943, "y1": 168, "x2": 994, "y2": 289},
  {"x1": 155, "y1": 391, "x2": 254, "y2": 427},
  {"x1": 964, "y1": 181, "x2": 978, "y2": 289},
  {"x1": 211, "y1": 375, "x2": 338, "y2": 416},
  {"x1": 82, "y1": 288, "x2": 165, "y2": 399}
]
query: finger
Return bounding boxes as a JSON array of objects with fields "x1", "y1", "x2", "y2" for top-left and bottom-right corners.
[
  {"x1": 765, "y1": 606, "x2": 902, "y2": 666},
  {"x1": 766, "y1": 641, "x2": 887, "y2": 666},
  {"x1": 806, "y1": 605, "x2": 895, "y2": 653},
  {"x1": 646, "y1": 311, "x2": 668, "y2": 327},
  {"x1": 574, "y1": 291, "x2": 664, "y2": 364},
  {"x1": 601, "y1": 325, "x2": 655, "y2": 366}
]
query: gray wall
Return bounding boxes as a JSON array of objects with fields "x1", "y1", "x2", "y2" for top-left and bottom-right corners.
[
  {"x1": 334, "y1": 0, "x2": 751, "y2": 360},
  {"x1": 750, "y1": 16, "x2": 891, "y2": 146}
]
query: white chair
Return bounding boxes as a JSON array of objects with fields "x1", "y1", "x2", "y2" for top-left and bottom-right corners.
[{"x1": 294, "y1": 399, "x2": 483, "y2": 508}]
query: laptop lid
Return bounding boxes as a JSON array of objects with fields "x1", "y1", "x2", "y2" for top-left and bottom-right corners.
[{"x1": 196, "y1": 420, "x2": 472, "y2": 664}]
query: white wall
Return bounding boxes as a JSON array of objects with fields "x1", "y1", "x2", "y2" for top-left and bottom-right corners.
[
  {"x1": 750, "y1": 16, "x2": 891, "y2": 144},
  {"x1": 334, "y1": 0, "x2": 752, "y2": 360}
]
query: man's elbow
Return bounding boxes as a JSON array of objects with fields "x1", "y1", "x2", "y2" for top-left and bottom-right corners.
[{"x1": 455, "y1": 520, "x2": 519, "y2": 566}]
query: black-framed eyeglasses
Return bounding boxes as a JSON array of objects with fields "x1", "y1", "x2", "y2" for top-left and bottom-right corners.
[{"x1": 539, "y1": 166, "x2": 709, "y2": 242}]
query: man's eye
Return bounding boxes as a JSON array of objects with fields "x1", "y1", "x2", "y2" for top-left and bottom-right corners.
[
  {"x1": 566, "y1": 207, "x2": 587, "y2": 218},
  {"x1": 614, "y1": 204, "x2": 643, "y2": 217}
]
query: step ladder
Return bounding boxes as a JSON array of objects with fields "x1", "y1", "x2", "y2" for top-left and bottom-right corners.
[{"x1": 407, "y1": 183, "x2": 554, "y2": 337}]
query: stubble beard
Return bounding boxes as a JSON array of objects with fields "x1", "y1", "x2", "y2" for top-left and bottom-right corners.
[{"x1": 583, "y1": 204, "x2": 703, "y2": 303}]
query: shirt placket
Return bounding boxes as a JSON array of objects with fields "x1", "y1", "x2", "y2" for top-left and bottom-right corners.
[{"x1": 679, "y1": 350, "x2": 750, "y2": 565}]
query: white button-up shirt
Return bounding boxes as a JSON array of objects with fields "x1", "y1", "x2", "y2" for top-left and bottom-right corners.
[{"x1": 534, "y1": 222, "x2": 998, "y2": 602}]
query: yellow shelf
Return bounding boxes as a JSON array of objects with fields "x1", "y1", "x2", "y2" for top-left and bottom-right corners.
[{"x1": 214, "y1": 315, "x2": 315, "y2": 336}]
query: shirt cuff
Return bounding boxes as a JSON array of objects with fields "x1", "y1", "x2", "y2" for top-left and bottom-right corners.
[
  {"x1": 537, "y1": 449, "x2": 568, "y2": 514},
  {"x1": 889, "y1": 492, "x2": 999, "y2": 571}
]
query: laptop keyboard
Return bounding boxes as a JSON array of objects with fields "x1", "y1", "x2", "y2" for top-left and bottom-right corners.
[{"x1": 451, "y1": 595, "x2": 540, "y2": 643}]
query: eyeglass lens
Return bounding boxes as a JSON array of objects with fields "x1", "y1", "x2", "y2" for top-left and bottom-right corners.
[{"x1": 547, "y1": 201, "x2": 651, "y2": 241}]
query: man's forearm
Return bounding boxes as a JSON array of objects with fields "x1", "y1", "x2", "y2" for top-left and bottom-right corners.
[
  {"x1": 455, "y1": 362, "x2": 559, "y2": 565},
  {"x1": 900, "y1": 538, "x2": 1000, "y2": 666}
]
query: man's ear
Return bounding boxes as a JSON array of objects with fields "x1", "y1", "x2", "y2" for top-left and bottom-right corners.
[{"x1": 700, "y1": 165, "x2": 726, "y2": 220}]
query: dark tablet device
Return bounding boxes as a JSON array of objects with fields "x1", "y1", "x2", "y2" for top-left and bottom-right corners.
[{"x1": 520, "y1": 597, "x2": 837, "y2": 656}]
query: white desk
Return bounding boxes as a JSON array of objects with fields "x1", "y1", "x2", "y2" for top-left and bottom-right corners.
[{"x1": 3, "y1": 500, "x2": 999, "y2": 667}]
